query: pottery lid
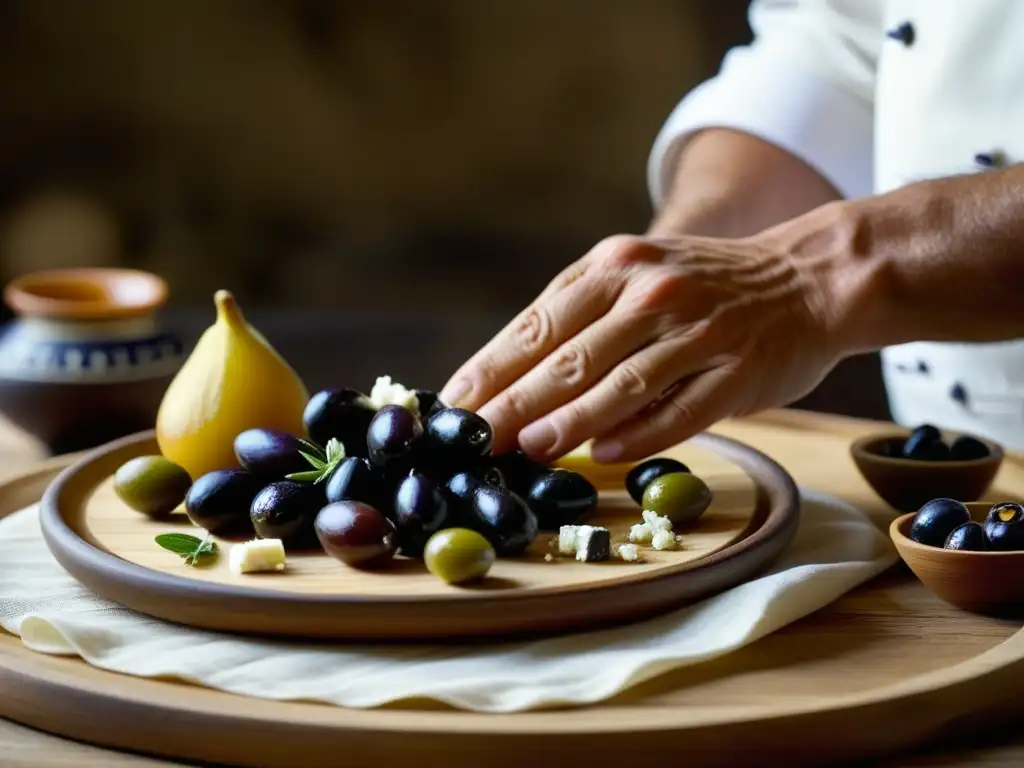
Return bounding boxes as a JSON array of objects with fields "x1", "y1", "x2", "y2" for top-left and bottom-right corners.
[{"x1": 4, "y1": 268, "x2": 169, "y2": 320}]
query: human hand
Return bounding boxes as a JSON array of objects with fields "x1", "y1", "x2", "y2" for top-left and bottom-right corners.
[{"x1": 439, "y1": 229, "x2": 846, "y2": 463}]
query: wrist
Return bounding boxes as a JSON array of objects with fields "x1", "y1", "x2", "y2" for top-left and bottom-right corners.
[{"x1": 756, "y1": 198, "x2": 897, "y2": 360}]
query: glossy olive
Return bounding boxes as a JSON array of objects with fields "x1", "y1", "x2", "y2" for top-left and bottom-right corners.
[
  {"x1": 983, "y1": 501, "x2": 1024, "y2": 551},
  {"x1": 525, "y1": 469, "x2": 598, "y2": 531},
  {"x1": 423, "y1": 528, "x2": 495, "y2": 585},
  {"x1": 944, "y1": 521, "x2": 989, "y2": 551},
  {"x1": 303, "y1": 388, "x2": 376, "y2": 458},
  {"x1": 470, "y1": 485, "x2": 538, "y2": 556},
  {"x1": 641, "y1": 472, "x2": 712, "y2": 526},
  {"x1": 325, "y1": 456, "x2": 388, "y2": 513},
  {"x1": 949, "y1": 435, "x2": 991, "y2": 461},
  {"x1": 393, "y1": 471, "x2": 451, "y2": 557},
  {"x1": 184, "y1": 469, "x2": 262, "y2": 536},
  {"x1": 113, "y1": 455, "x2": 192, "y2": 519},
  {"x1": 625, "y1": 458, "x2": 691, "y2": 505},
  {"x1": 423, "y1": 407, "x2": 493, "y2": 466},
  {"x1": 902, "y1": 424, "x2": 948, "y2": 461},
  {"x1": 367, "y1": 404, "x2": 423, "y2": 467},
  {"x1": 315, "y1": 501, "x2": 397, "y2": 568},
  {"x1": 444, "y1": 470, "x2": 481, "y2": 527},
  {"x1": 250, "y1": 480, "x2": 323, "y2": 545},
  {"x1": 986, "y1": 501, "x2": 1024, "y2": 526},
  {"x1": 909, "y1": 498, "x2": 971, "y2": 547},
  {"x1": 233, "y1": 428, "x2": 312, "y2": 479}
]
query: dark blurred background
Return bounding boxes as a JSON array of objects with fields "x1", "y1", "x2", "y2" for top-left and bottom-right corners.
[{"x1": 0, "y1": 0, "x2": 888, "y2": 419}]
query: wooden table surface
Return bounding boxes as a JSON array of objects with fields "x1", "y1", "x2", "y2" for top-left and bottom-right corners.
[{"x1": 1, "y1": 408, "x2": 1023, "y2": 767}]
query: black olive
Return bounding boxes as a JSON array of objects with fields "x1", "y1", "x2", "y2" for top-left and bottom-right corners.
[
  {"x1": 443, "y1": 470, "x2": 481, "y2": 527},
  {"x1": 423, "y1": 407, "x2": 493, "y2": 467},
  {"x1": 902, "y1": 424, "x2": 949, "y2": 461},
  {"x1": 983, "y1": 502, "x2": 1024, "y2": 551},
  {"x1": 526, "y1": 469, "x2": 598, "y2": 531},
  {"x1": 909, "y1": 498, "x2": 971, "y2": 547},
  {"x1": 625, "y1": 457, "x2": 691, "y2": 505},
  {"x1": 233, "y1": 428, "x2": 313, "y2": 480},
  {"x1": 303, "y1": 388, "x2": 376, "y2": 458},
  {"x1": 944, "y1": 521, "x2": 989, "y2": 551},
  {"x1": 470, "y1": 485, "x2": 538, "y2": 557},
  {"x1": 392, "y1": 471, "x2": 451, "y2": 557},
  {"x1": 489, "y1": 450, "x2": 548, "y2": 497},
  {"x1": 413, "y1": 389, "x2": 446, "y2": 418},
  {"x1": 949, "y1": 435, "x2": 991, "y2": 461},
  {"x1": 325, "y1": 456, "x2": 389, "y2": 514},
  {"x1": 366, "y1": 404, "x2": 423, "y2": 468},
  {"x1": 250, "y1": 480, "x2": 323, "y2": 546},
  {"x1": 184, "y1": 469, "x2": 262, "y2": 536}
]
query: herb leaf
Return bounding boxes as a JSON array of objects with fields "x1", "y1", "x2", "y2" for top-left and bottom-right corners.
[
  {"x1": 155, "y1": 533, "x2": 219, "y2": 566},
  {"x1": 287, "y1": 437, "x2": 346, "y2": 484},
  {"x1": 296, "y1": 438, "x2": 326, "y2": 461},
  {"x1": 299, "y1": 451, "x2": 326, "y2": 470},
  {"x1": 285, "y1": 469, "x2": 325, "y2": 482}
]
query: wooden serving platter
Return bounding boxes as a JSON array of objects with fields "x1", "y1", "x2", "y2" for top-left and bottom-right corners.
[
  {"x1": 4, "y1": 414, "x2": 1024, "y2": 768},
  {"x1": 38, "y1": 430, "x2": 799, "y2": 641}
]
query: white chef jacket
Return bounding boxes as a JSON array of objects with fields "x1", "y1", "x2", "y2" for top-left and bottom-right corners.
[{"x1": 648, "y1": 0, "x2": 1024, "y2": 449}]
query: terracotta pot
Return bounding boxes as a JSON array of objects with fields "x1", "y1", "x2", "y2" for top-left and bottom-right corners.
[{"x1": 0, "y1": 268, "x2": 184, "y2": 454}]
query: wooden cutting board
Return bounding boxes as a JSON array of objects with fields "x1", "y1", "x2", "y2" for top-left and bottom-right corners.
[{"x1": 1, "y1": 411, "x2": 1023, "y2": 767}]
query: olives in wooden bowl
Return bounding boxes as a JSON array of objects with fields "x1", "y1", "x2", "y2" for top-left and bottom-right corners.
[
  {"x1": 891, "y1": 499, "x2": 1024, "y2": 615},
  {"x1": 850, "y1": 424, "x2": 1003, "y2": 512}
]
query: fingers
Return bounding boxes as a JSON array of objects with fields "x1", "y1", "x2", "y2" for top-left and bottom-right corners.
[
  {"x1": 475, "y1": 309, "x2": 656, "y2": 454},
  {"x1": 439, "y1": 261, "x2": 623, "y2": 412},
  {"x1": 513, "y1": 322, "x2": 724, "y2": 461},
  {"x1": 590, "y1": 363, "x2": 746, "y2": 463}
]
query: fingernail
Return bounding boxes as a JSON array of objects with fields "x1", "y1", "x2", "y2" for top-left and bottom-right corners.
[
  {"x1": 591, "y1": 439, "x2": 623, "y2": 463},
  {"x1": 440, "y1": 377, "x2": 472, "y2": 408},
  {"x1": 519, "y1": 420, "x2": 557, "y2": 458}
]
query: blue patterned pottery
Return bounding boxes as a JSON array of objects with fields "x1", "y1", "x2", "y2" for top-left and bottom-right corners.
[{"x1": 0, "y1": 268, "x2": 184, "y2": 454}]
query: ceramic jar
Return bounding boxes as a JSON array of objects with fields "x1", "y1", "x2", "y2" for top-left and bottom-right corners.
[{"x1": 0, "y1": 268, "x2": 184, "y2": 454}]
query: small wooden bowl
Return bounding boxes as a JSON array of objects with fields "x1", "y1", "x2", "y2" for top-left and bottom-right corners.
[
  {"x1": 891, "y1": 501, "x2": 1024, "y2": 615},
  {"x1": 850, "y1": 430, "x2": 1003, "y2": 512}
]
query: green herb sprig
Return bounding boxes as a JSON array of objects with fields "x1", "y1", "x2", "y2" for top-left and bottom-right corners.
[
  {"x1": 155, "y1": 533, "x2": 219, "y2": 566},
  {"x1": 286, "y1": 437, "x2": 345, "y2": 483}
]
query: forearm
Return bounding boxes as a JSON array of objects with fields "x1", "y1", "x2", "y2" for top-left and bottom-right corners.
[
  {"x1": 648, "y1": 128, "x2": 842, "y2": 239},
  {"x1": 775, "y1": 165, "x2": 1024, "y2": 356}
]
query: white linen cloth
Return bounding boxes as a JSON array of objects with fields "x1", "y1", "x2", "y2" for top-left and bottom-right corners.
[{"x1": 0, "y1": 488, "x2": 896, "y2": 714}]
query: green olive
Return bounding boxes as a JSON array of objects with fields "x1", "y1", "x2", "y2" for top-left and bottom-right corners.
[
  {"x1": 113, "y1": 455, "x2": 192, "y2": 519},
  {"x1": 641, "y1": 472, "x2": 712, "y2": 526},
  {"x1": 423, "y1": 527, "x2": 496, "y2": 585}
]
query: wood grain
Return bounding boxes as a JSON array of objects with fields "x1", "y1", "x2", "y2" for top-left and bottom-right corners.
[
  {"x1": 38, "y1": 430, "x2": 799, "y2": 640},
  {"x1": 3, "y1": 410, "x2": 1024, "y2": 766}
]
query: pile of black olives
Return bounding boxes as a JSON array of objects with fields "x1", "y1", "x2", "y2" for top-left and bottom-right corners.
[
  {"x1": 885, "y1": 424, "x2": 991, "y2": 462},
  {"x1": 141, "y1": 383, "x2": 600, "y2": 581},
  {"x1": 909, "y1": 497, "x2": 1024, "y2": 552}
]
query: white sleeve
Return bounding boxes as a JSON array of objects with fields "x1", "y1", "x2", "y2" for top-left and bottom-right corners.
[{"x1": 648, "y1": 0, "x2": 883, "y2": 208}]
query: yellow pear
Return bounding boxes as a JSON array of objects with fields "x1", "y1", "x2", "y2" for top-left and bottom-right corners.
[{"x1": 156, "y1": 290, "x2": 309, "y2": 479}]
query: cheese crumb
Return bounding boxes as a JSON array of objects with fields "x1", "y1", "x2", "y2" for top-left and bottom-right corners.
[
  {"x1": 616, "y1": 543, "x2": 640, "y2": 562},
  {"x1": 651, "y1": 528, "x2": 677, "y2": 551},
  {"x1": 544, "y1": 553, "x2": 555, "y2": 563},
  {"x1": 369, "y1": 375, "x2": 420, "y2": 415},
  {"x1": 629, "y1": 509, "x2": 674, "y2": 545},
  {"x1": 558, "y1": 525, "x2": 579, "y2": 555},
  {"x1": 229, "y1": 538, "x2": 287, "y2": 574}
]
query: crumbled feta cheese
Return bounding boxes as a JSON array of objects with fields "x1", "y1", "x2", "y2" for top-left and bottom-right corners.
[
  {"x1": 629, "y1": 523, "x2": 653, "y2": 545},
  {"x1": 558, "y1": 524, "x2": 611, "y2": 561},
  {"x1": 574, "y1": 526, "x2": 611, "y2": 562},
  {"x1": 616, "y1": 543, "x2": 640, "y2": 562},
  {"x1": 368, "y1": 375, "x2": 420, "y2": 415},
  {"x1": 651, "y1": 529, "x2": 677, "y2": 551},
  {"x1": 641, "y1": 509, "x2": 673, "y2": 532},
  {"x1": 558, "y1": 525, "x2": 579, "y2": 555},
  {"x1": 544, "y1": 553, "x2": 555, "y2": 563},
  {"x1": 630, "y1": 509, "x2": 674, "y2": 545},
  {"x1": 229, "y1": 538, "x2": 287, "y2": 574}
]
